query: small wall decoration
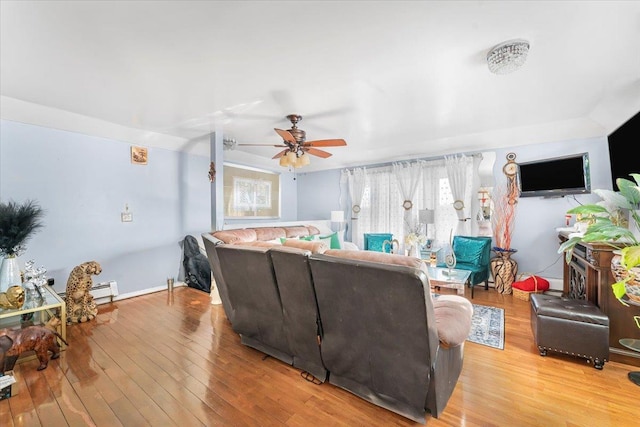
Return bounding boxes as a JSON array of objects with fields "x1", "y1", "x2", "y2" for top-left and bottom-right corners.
[
  {"x1": 209, "y1": 162, "x2": 216, "y2": 182},
  {"x1": 131, "y1": 146, "x2": 148, "y2": 165}
]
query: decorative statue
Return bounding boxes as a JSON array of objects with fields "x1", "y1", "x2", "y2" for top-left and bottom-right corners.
[
  {"x1": 183, "y1": 235, "x2": 211, "y2": 293},
  {"x1": 0, "y1": 285, "x2": 25, "y2": 309},
  {"x1": 0, "y1": 325, "x2": 68, "y2": 371},
  {"x1": 208, "y1": 161, "x2": 216, "y2": 182},
  {"x1": 65, "y1": 261, "x2": 101, "y2": 323}
]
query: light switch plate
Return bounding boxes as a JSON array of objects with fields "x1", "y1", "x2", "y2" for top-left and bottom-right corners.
[{"x1": 121, "y1": 212, "x2": 133, "y2": 222}]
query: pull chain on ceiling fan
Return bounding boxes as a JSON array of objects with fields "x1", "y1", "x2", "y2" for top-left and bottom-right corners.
[{"x1": 236, "y1": 114, "x2": 347, "y2": 168}]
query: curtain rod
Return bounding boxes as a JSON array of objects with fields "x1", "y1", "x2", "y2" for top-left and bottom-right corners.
[{"x1": 342, "y1": 152, "x2": 483, "y2": 174}]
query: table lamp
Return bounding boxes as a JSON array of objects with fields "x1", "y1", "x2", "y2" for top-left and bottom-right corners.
[
  {"x1": 419, "y1": 209, "x2": 435, "y2": 248},
  {"x1": 331, "y1": 210, "x2": 345, "y2": 236}
]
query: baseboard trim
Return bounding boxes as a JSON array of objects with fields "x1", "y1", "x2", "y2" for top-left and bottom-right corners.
[{"x1": 95, "y1": 281, "x2": 186, "y2": 305}]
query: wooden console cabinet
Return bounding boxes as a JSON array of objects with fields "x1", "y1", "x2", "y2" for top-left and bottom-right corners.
[{"x1": 559, "y1": 232, "x2": 640, "y2": 366}]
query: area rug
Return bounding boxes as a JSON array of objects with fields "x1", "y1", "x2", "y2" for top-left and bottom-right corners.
[{"x1": 467, "y1": 304, "x2": 505, "y2": 350}]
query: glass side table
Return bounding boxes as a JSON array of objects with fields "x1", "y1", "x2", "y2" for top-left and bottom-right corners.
[
  {"x1": 0, "y1": 285, "x2": 66, "y2": 349},
  {"x1": 619, "y1": 338, "x2": 640, "y2": 386}
]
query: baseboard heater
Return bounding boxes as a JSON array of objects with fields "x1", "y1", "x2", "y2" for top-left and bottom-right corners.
[{"x1": 57, "y1": 280, "x2": 119, "y2": 304}]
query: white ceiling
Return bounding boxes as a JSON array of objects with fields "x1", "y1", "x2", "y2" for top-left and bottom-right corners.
[{"x1": 2, "y1": 1, "x2": 640, "y2": 172}]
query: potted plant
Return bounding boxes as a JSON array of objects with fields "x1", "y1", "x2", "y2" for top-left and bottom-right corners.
[
  {"x1": 0, "y1": 199, "x2": 45, "y2": 292},
  {"x1": 558, "y1": 174, "x2": 640, "y2": 307}
]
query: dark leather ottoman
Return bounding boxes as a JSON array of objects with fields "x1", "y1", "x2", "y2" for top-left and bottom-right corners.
[{"x1": 530, "y1": 294, "x2": 609, "y2": 369}]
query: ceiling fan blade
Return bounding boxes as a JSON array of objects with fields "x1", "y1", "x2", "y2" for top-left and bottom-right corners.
[
  {"x1": 237, "y1": 143, "x2": 288, "y2": 147},
  {"x1": 303, "y1": 138, "x2": 347, "y2": 147},
  {"x1": 304, "y1": 147, "x2": 333, "y2": 158},
  {"x1": 274, "y1": 128, "x2": 297, "y2": 144},
  {"x1": 272, "y1": 149, "x2": 289, "y2": 159}
]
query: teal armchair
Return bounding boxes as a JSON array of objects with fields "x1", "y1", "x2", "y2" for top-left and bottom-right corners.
[
  {"x1": 439, "y1": 236, "x2": 492, "y2": 298},
  {"x1": 363, "y1": 233, "x2": 394, "y2": 253}
]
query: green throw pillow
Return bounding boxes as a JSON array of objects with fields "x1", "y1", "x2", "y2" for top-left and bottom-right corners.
[
  {"x1": 299, "y1": 235, "x2": 317, "y2": 241},
  {"x1": 319, "y1": 232, "x2": 341, "y2": 249}
]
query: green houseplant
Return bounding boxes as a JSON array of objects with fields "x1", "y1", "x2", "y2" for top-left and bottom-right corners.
[
  {"x1": 0, "y1": 199, "x2": 45, "y2": 292},
  {"x1": 558, "y1": 174, "x2": 640, "y2": 307}
]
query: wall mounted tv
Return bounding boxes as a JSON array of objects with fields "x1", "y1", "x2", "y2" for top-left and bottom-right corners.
[
  {"x1": 518, "y1": 153, "x2": 591, "y2": 198},
  {"x1": 608, "y1": 111, "x2": 639, "y2": 191}
]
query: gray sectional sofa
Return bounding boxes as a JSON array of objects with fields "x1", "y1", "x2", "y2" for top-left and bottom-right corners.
[{"x1": 202, "y1": 226, "x2": 473, "y2": 423}]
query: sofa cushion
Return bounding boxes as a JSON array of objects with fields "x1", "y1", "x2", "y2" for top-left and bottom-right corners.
[
  {"x1": 432, "y1": 295, "x2": 474, "y2": 346},
  {"x1": 324, "y1": 249, "x2": 423, "y2": 269},
  {"x1": 283, "y1": 239, "x2": 329, "y2": 254},
  {"x1": 254, "y1": 227, "x2": 287, "y2": 241},
  {"x1": 231, "y1": 240, "x2": 280, "y2": 248},
  {"x1": 306, "y1": 225, "x2": 321, "y2": 236},
  {"x1": 283, "y1": 226, "x2": 311, "y2": 238},
  {"x1": 211, "y1": 229, "x2": 257, "y2": 244}
]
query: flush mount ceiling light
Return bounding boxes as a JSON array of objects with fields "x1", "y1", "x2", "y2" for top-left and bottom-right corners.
[{"x1": 486, "y1": 39, "x2": 530, "y2": 74}]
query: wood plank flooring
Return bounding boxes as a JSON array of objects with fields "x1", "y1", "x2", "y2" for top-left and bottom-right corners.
[{"x1": 1, "y1": 286, "x2": 638, "y2": 426}]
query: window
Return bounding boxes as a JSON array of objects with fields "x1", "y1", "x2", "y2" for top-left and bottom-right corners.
[{"x1": 224, "y1": 164, "x2": 280, "y2": 218}]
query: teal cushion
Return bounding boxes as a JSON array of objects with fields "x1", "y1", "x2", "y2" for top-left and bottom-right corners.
[
  {"x1": 318, "y1": 232, "x2": 341, "y2": 249},
  {"x1": 453, "y1": 237, "x2": 486, "y2": 264},
  {"x1": 364, "y1": 233, "x2": 393, "y2": 252},
  {"x1": 299, "y1": 235, "x2": 317, "y2": 241}
]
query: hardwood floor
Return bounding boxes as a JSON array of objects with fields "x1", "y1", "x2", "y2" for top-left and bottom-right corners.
[{"x1": 1, "y1": 286, "x2": 638, "y2": 426}]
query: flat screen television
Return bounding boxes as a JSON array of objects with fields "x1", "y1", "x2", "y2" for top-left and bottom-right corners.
[
  {"x1": 608, "y1": 111, "x2": 639, "y2": 191},
  {"x1": 518, "y1": 153, "x2": 591, "y2": 198}
]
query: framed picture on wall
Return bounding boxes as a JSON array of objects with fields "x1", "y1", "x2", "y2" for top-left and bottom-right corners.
[
  {"x1": 131, "y1": 146, "x2": 148, "y2": 165},
  {"x1": 223, "y1": 163, "x2": 280, "y2": 218}
]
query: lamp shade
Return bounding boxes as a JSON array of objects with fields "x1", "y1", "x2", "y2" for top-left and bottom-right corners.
[
  {"x1": 419, "y1": 209, "x2": 435, "y2": 224},
  {"x1": 331, "y1": 210, "x2": 345, "y2": 222}
]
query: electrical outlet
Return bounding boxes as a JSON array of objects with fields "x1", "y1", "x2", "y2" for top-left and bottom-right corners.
[{"x1": 121, "y1": 203, "x2": 132, "y2": 222}]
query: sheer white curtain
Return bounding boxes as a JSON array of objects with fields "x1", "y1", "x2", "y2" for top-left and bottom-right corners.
[
  {"x1": 420, "y1": 160, "x2": 458, "y2": 249},
  {"x1": 445, "y1": 154, "x2": 474, "y2": 236},
  {"x1": 343, "y1": 155, "x2": 481, "y2": 251},
  {"x1": 360, "y1": 167, "x2": 403, "y2": 246},
  {"x1": 392, "y1": 161, "x2": 423, "y2": 242},
  {"x1": 342, "y1": 168, "x2": 367, "y2": 248}
]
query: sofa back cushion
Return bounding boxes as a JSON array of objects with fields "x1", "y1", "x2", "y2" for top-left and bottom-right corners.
[
  {"x1": 308, "y1": 252, "x2": 439, "y2": 422},
  {"x1": 215, "y1": 244, "x2": 292, "y2": 362},
  {"x1": 211, "y1": 229, "x2": 257, "y2": 244},
  {"x1": 324, "y1": 249, "x2": 425, "y2": 270},
  {"x1": 283, "y1": 239, "x2": 329, "y2": 254},
  {"x1": 254, "y1": 227, "x2": 287, "y2": 241}
]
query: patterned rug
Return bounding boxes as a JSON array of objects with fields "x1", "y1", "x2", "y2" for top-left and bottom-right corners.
[{"x1": 467, "y1": 304, "x2": 505, "y2": 350}]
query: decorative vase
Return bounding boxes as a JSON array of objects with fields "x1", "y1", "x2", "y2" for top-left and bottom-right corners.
[
  {"x1": 0, "y1": 256, "x2": 22, "y2": 293},
  {"x1": 490, "y1": 248, "x2": 518, "y2": 295},
  {"x1": 611, "y1": 253, "x2": 640, "y2": 304}
]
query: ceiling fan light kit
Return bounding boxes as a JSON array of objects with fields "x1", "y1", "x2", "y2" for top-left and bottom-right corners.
[
  {"x1": 487, "y1": 39, "x2": 530, "y2": 74},
  {"x1": 236, "y1": 114, "x2": 347, "y2": 169}
]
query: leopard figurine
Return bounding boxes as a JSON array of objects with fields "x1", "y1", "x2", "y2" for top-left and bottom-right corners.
[{"x1": 65, "y1": 261, "x2": 101, "y2": 323}]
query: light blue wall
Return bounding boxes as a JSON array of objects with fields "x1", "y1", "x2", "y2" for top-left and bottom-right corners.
[
  {"x1": 0, "y1": 118, "x2": 613, "y2": 295},
  {"x1": 297, "y1": 136, "x2": 612, "y2": 283},
  {"x1": 296, "y1": 169, "x2": 343, "y2": 220},
  {"x1": 0, "y1": 120, "x2": 212, "y2": 295},
  {"x1": 501, "y1": 136, "x2": 611, "y2": 282}
]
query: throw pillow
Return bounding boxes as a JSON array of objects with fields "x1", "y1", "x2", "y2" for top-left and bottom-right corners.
[
  {"x1": 319, "y1": 232, "x2": 341, "y2": 249},
  {"x1": 299, "y1": 235, "x2": 318, "y2": 241},
  {"x1": 512, "y1": 275, "x2": 550, "y2": 292}
]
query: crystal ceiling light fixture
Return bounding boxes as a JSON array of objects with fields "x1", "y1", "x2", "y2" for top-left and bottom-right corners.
[{"x1": 486, "y1": 39, "x2": 530, "y2": 74}]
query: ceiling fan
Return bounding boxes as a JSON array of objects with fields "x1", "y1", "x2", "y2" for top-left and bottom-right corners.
[{"x1": 236, "y1": 114, "x2": 346, "y2": 168}]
